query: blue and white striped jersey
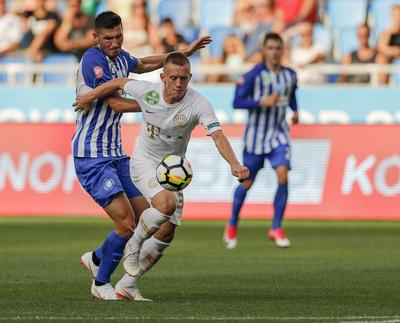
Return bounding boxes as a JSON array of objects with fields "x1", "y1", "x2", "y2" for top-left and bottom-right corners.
[
  {"x1": 72, "y1": 46, "x2": 138, "y2": 157},
  {"x1": 233, "y1": 63, "x2": 298, "y2": 155}
]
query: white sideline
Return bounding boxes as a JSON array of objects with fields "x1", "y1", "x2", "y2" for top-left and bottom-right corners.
[{"x1": 0, "y1": 315, "x2": 399, "y2": 321}]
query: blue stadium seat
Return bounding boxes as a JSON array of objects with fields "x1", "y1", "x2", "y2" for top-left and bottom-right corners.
[
  {"x1": 158, "y1": 0, "x2": 192, "y2": 29},
  {"x1": 337, "y1": 27, "x2": 359, "y2": 58},
  {"x1": 0, "y1": 55, "x2": 33, "y2": 85},
  {"x1": 208, "y1": 26, "x2": 244, "y2": 58},
  {"x1": 42, "y1": 54, "x2": 78, "y2": 84},
  {"x1": 370, "y1": 0, "x2": 400, "y2": 36},
  {"x1": 198, "y1": 0, "x2": 235, "y2": 30},
  {"x1": 176, "y1": 26, "x2": 199, "y2": 44},
  {"x1": 327, "y1": 0, "x2": 368, "y2": 28}
]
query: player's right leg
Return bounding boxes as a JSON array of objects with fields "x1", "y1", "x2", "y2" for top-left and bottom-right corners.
[
  {"x1": 74, "y1": 157, "x2": 139, "y2": 299},
  {"x1": 123, "y1": 189, "x2": 176, "y2": 276},
  {"x1": 224, "y1": 152, "x2": 264, "y2": 249}
]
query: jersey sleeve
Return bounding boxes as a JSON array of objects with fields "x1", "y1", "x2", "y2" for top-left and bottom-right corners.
[
  {"x1": 232, "y1": 68, "x2": 262, "y2": 110},
  {"x1": 197, "y1": 97, "x2": 222, "y2": 136},
  {"x1": 81, "y1": 50, "x2": 113, "y2": 88},
  {"x1": 289, "y1": 70, "x2": 298, "y2": 112},
  {"x1": 123, "y1": 79, "x2": 150, "y2": 99}
]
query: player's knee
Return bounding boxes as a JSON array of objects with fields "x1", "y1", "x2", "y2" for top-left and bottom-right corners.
[
  {"x1": 115, "y1": 216, "x2": 135, "y2": 238},
  {"x1": 242, "y1": 179, "x2": 254, "y2": 189},
  {"x1": 155, "y1": 197, "x2": 176, "y2": 216}
]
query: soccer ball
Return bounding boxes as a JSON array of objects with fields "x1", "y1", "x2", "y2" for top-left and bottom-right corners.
[{"x1": 156, "y1": 155, "x2": 193, "y2": 191}]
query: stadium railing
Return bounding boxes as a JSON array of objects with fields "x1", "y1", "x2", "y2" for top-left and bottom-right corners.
[{"x1": 1, "y1": 63, "x2": 400, "y2": 87}]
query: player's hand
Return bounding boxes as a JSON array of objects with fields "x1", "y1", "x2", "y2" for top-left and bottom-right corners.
[
  {"x1": 73, "y1": 94, "x2": 93, "y2": 116},
  {"x1": 183, "y1": 36, "x2": 212, "y2": 56},
  {"x1": 260, "y1": 93, "x2": 280, "y2": 108},
  {"x1": 292, "y1": 111, "x2": 299, "y2": 124},
  {"x1": 231, "y1": 164, "x2": 250, "y2": 181}
]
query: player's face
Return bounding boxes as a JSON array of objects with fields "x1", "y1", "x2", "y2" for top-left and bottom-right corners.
[
  {"x1": 263, "y1": 39, "x2": 283, "y2": 66},
  {"x1": 161, "y1": 63, "x2": 192, "y2": 103},
  {"x1": 94, "y1": 25, "x2": 123, "y2": 59}
]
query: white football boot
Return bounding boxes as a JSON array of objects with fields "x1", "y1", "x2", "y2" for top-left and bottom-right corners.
[
  {"x1": 115, "y1": 280, "x2": 152, "y2": 301},
  {"x1": 91, "y1": 281, "x2": 119, "y2": 300},
  {"x1": 80, "y1": 251, "x2": 99, "y2": 279},
  {"x1": 123, "y1": 243, "x2": 141, "y2": 276}
]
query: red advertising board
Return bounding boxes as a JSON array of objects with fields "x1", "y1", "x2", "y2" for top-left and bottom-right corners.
[{"x1": 0, "y1": 124, "x2": 399, "y2": 219}]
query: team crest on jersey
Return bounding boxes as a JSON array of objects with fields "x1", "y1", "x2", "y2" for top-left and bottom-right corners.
[
  {"x1": 145, "y1": 91, "x2": 160, "y2": 105},
  {"x1": 148, "y1": 178, "x2": 158, "y2": 188},
  {"x1": 174, "y1": 114, "x2": 187, "y2": 128},
  {"x1": 93, "y1": 66, "x2": 103, "y2": 78},
  {"x1": 261, "y1": 70, "x2": 271, "y2": 87},
  {"x1": 103, "y1": 178, "x2": 115, "y2": 191}
]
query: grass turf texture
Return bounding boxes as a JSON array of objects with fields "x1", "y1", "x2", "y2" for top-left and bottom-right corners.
[{"x1": 0, "y1": 217, "x2": 399, "y2": 323}]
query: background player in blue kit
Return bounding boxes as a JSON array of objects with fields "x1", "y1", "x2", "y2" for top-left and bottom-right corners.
[
  {"x1": 223, "y1": 32, "x2": 299, "y2": 249},
  {"x1": 73, "y1": 11, "x2": 211, "y2": 300}
]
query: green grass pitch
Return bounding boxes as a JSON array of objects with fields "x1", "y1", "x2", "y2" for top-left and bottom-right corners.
[{"x1": 0, "y1": 217, "x2": 399, "y2": 323}]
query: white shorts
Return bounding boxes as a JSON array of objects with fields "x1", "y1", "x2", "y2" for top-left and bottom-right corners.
[{"x1": 130, "y1": 157, "x2": 184, "y2": 226}]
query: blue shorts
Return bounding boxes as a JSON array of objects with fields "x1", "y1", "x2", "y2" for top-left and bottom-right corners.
[
  {"x1": 243, "y1": 145, "x2": 291, "y2": 180},
  {"x1": 74, "y1": 156, "x2": 142, "y2": 207}
]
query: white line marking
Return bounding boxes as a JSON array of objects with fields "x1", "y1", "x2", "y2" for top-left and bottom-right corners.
[{"x1": 0, "y1": 316, "x2": 399, "y2": 321}]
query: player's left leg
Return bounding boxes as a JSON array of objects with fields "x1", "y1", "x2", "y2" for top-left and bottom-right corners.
[
  {"x1": 116, "y1": 221, "x2": 176, "y2": 301},
  {"x1": 224, "y1": 152, "x2": 264, "y2": 249},
  {"x1": 267, "y1": 145, "x2": 291, "y2": 247}
]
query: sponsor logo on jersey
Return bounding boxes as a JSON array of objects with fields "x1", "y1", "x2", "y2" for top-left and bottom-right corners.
[
  {"x1": 207, "y1": 122, "x2": 220, "y2": 130},
  {"x1": 103, "y1": 178, "x2": 115, "y2": 191},
  {"x1": 174, "y1": 114, "x2": 188, "y2": 127},
  {"x1": 148, "y1": 178, "x2": 158, "y2": 188},
  {"x1": 93, "y1": 66, "x2": 103, "y2": 78},
  {"x1": 145, "y1": 91, "x2": 160, "y2": 105}
]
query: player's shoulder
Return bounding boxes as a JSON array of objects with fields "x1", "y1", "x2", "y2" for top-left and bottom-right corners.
[
  {"x1": 119, "y1": 48, "x2": 136, "y2": 61},
  {"x1": 81, "y1": 46, "x2": 106, "y2": 64},
  {"x1": 125, "y1": 79, "x2": 159, "y2": 95},
  {"x1": 281, "y1": 65, "x2": 297, "y2": 77},
  {"x1": 185, "y1": 86, "x2": 213, "y2": 109},
  {"x1": 243, "y1": 63, "x2": 266, "y2": 80}
]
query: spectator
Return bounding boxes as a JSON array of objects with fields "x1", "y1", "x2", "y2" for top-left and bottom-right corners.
[
  {"x1": 245, "y1": 0, "x2": 284, "y2": 62},
  {"x1": 24, "y1": 0, "x2": 59, "y2": 62},
  {"x1": 234, "y1": 0, "x2": 258, "y2": 37},
  {"x1": 54, "y1": 0, "x2": 95, "y2": 59},
  {"x1": 122, "y1": 0, "x2": 159, "y2": 56},
  {"x1": 276, "y1": 0, "x2": 318, "y2": 28},
  {"x1": 0, "y1": 0, "x2": 25, "y2": 56},
  {"x1": 158, "y1": 18, "x2": 187, "y2": 54},
  {"x1": 376, "y1": 4, "x2": 400, "y2": 84},
  {"x1": 340, "y1": 25, "x2": 377, "y2": 84},
  {"x1": 206, "y1": 34, "x2": 247, "y2": 83},
  {"x1": 287, "y1": 21, "x2": 330, "y2": 84}
]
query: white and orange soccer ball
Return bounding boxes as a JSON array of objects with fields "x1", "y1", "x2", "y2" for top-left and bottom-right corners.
[{"x1": 156, "y1": 155, "x2": 193, "y2": 191}]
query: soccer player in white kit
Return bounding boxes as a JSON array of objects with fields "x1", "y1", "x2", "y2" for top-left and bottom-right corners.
[{"x1": 74, "y1": 52, "x2": 250, "y2": 298}]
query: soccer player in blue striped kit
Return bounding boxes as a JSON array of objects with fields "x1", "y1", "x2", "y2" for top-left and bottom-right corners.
[
  {"x1": 72, "y1": 11, "x2": 211, "y2": 300},
  {"x1": 223, "y1": 32, "x2": 299, "y2": 249}
]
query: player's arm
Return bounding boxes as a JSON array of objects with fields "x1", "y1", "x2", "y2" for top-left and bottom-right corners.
[
  {"x1": 210, "y1": 130, "x2": 249, "y2": 181},
  {"x1": 289, "y1": 72, "x2": 299, "y2": 124},
  {"x1": 105, "y1": 94, "x2": 141, "y2": 113},
  {"x1": 131, "y1": 36, "x2": 212, "y2": 73},
  {"x1": 233, "y1": 71, "x2": 279, "y2": 110},
  {"x1": 74, "y1": 78, "x2": 134, "y2": 112}
]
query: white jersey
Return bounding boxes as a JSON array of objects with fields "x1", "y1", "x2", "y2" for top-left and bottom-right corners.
[{"x1": 124, "y1": 80, "x2": 222, "y2": 163}]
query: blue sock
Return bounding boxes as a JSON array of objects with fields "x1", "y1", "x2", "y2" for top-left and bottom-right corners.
[
  {"x1": 272, "y1": 183, "x2": 288, "y2": 229},
  {"x1": 94, "y1": 243, "x2": 105, "y2": 261},
  {"x1": 96, "y1": 230, "x2": 128, "y2": 284},
  {"x1": 228, "y1": 184, "x2": 248, "y2": 227}
]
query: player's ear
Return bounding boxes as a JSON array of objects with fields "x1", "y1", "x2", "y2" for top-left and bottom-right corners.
[
  {"x1": 93, "y1": 31, "x2": 99, "y2": 43},
  {"x1": 160, "y1": 72, "x2": 165, "y2": 83}
]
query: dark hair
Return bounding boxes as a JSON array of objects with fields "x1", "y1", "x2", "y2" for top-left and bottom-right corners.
[
  {"x1": 263, "y1": 32, "x2": 283, "y2": 45},
  {"x1": 95, "y1": 11, "x2": 122, "y2": 31},
  {"x1": 164, "y1": 52, "x2": 190, "y2": 66},
  {"x1": 161, "y1": 18, "x2": 174, "y2": 25}
]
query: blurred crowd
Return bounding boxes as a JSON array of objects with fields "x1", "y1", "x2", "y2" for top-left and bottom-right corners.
[{"x1": 1, "y1": 0, "x2": 400, "y2": 85}]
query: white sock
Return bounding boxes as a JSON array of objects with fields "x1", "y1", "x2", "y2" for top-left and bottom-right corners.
[
  {"x1": 119, "y1": 236, "x2": 170, "y2": 287},
  {"x1": 130, "y1": 207, "x2": 170, "y2": 249}
]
